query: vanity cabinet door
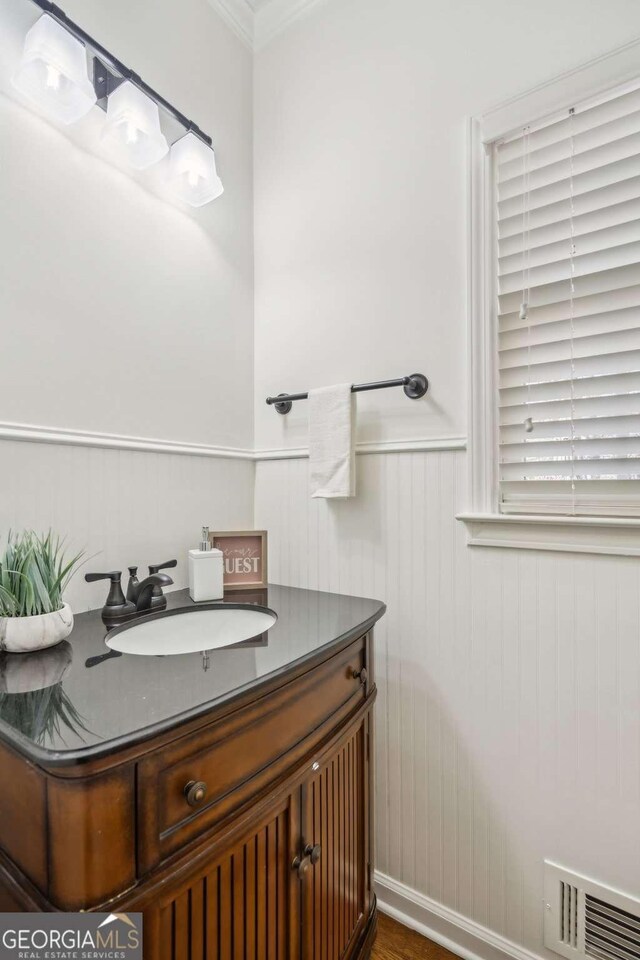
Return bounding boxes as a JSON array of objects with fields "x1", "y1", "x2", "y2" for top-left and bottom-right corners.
[
  {"x1": 300, "y1": 717, "x2": 371, "y2": 960},
  {"x1": 153, "y1": 790, "x2": 301, "y2": 960}
]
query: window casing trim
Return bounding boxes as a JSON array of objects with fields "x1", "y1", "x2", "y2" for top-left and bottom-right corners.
[{"x1": 463, "y1": 35, "x2": 640, "y2": 555}]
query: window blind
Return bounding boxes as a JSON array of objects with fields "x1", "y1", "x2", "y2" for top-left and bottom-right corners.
[{"x1": 496, "y1": 83, "x2": 640, "y2": 517}]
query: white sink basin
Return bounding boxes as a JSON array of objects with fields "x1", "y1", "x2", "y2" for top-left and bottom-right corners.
[{"x1": 105, "y1": 605, "x2": 277, "y2": 657}]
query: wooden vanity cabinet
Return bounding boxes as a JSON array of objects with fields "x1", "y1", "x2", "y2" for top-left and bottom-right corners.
[{"x1": 0, "y1": 630, "x2": 378, "y2": 960}]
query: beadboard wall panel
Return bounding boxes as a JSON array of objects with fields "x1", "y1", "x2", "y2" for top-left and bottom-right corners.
[
  {"x1": 254, "y1": 451, "x2": 640, "y2": 959},
  {"x1": 0, "y1": 439, "x2": 254, "y2": 612}
]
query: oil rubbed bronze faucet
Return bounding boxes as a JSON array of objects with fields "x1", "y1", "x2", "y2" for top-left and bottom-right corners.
[
  {"x1": 126, "y1": 559, "x2": 177, "y2": 612},
  {"x1": 85, "y1": 563, "x2": 175, "y2": 627}
]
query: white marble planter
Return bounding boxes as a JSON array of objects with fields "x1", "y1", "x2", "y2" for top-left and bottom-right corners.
[{"x1": 0, "y1": 604, "x2": 74, "y2": 654}]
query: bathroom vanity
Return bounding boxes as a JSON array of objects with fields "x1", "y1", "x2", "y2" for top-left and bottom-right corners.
[{"x1": 0, "y1": 584, "x2": 385, "y2": 960}]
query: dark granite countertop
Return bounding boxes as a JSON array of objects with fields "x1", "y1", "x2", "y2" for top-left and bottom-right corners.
[{"x1": 0, "y1": 585, "x2": 385, "y2": 767}]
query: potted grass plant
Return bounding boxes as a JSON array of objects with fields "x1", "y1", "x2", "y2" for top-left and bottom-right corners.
[{"x1": 0, "y1": 531, "x2": 84, "y2": 654}]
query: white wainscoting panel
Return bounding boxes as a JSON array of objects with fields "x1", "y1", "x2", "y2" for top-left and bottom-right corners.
[
  {"x1": 255, "y1": 451, "x2": 640, "y2": 958},
  {"x1": 0, "y1": 439, "x2": 255, "y2": 613}
]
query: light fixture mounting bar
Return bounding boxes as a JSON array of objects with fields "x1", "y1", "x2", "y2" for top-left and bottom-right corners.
[{"x1": 27, "y1": 0, "x2": 213, "y2": 147}]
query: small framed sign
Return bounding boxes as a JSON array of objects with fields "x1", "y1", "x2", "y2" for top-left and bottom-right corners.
[{"x1": 210, "y1": 530, "x2": 268, "y2": 591}]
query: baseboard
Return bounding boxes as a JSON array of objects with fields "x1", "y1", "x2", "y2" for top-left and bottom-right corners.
[{"x1": 374, "y1": 871, "x2": 545, "y2": 960}]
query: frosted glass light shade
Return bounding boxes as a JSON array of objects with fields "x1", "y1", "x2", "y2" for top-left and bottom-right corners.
[
  {"x1": 167, "y1": 133, "x2": 224, "y2": 207},
  {"x1": 101, "y1": 81, "x2": 169, "y2": 170},
  {"x1": 12, "y1": 15, "x2": 96, "y2": 125}
]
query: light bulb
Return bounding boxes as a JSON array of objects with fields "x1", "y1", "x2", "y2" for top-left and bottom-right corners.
[
  {"x1": 101, "y1": 80, "x2": 168, "y2": 170},
  {"x1": 166, "y1": 132, "x2": 224, "y2": 207},
  {"x1": 126, "y1": 122, "x2": 139, "y2": 145},
  {"x1": 45, "y1": 64, "x2": 61, "y2": 90},
  {"x1": 12, "y1": 14, "x2": 96, "y2": 125}
]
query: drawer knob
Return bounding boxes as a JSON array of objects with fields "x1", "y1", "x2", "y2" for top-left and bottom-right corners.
[
  {"x1": 184, "y1": 780, "x2": 207, "y2": 806},
  {"x1": 352, "y1": 666, "x2": 368, "y2": 684}
]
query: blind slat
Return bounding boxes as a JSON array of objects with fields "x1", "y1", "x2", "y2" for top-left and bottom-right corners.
[
  {"x1": 499, "y1": 349, "x2": 640, "y2": 390},
  {"x1": 499, "y1": 285, "x2": 640, "y2": 333},
  {"x1": 498, "y1": 240, "x2": 640, "y2": 294},
  {"x1": 498, "y1": 327, "x2": 640, "y2": 370},
  {"x1": 500, "y1": 458, "x2": 640, "y2": 481},
  {"x1": 498, "y1": 107, "x2": 640, "y2": 181},
  {"x1": 499, "y1": 305, "x2": 640, "y2": 351},
  {"x1": 499, "y1": 392, "x2": 640, "y2": 436},
  {"x1": 500, "y1": 435, "x2": 640, "y2": 461},
  {"x1": 498, "y1": 174, "x2": 640, "y2": 238},
  {"x1": 500, "y1": 413, "x2": 640, "y2": 442},
  {"x1": 498, "y1": 263, "x2": 640, "y2": 315},
  {"x1": 496, "y1": 85, "x2": 640, "y2": 163},
  {"x1": 499, "y1": 219, "x2": 640, "y2": 277},
  {"x1": 498, "y1": 130, "x2": 640, "y2": 201},
  {"x1": 498, "y1": 155, "x2": 640, "y2": 221}
]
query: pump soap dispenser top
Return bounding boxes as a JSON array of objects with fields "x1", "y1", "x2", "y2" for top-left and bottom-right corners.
[{"x1": 189, "y1": 526, "x2": 224, "y2": 602}]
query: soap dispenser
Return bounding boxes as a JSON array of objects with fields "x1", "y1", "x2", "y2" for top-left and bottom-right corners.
[{"x1": 188, "y1": 526, "x2": 224, "y2": 602}]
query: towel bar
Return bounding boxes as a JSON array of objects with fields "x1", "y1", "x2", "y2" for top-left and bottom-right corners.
[{"x1": 266, "y1": 373, "x2": 428, "y2": 415}]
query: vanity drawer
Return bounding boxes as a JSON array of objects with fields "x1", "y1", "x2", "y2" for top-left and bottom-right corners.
[{"x1": 137, "y1": 634, "x2": 368, "y2": 871}]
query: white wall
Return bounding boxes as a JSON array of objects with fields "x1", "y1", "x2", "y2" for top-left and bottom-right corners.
[
  {"x1": 0, "y1": 0, "x2": 255, "y2": 608},
  {"x1": 0, "y1": 0, "x2": 253, "y2": 448},
  {"x1": 254, "y1": 0, "x2": 640, "y2": 453},
  {"x1": 255, "y1": 452, "x2": 640, "y2": 956},
  {"x1": 253, "y1": 0, "x2": 640, "y2": 956},
  {"x1": 3, "y1": 442, "x2": 254, "y2": 613}
]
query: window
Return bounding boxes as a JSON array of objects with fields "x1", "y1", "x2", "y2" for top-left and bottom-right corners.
[
  {"x1": 462, "y1": 42, "x2": 640, "y2": 554},
  {"x1": 495, "y1": 85, "x2": 640, "y2": 518}
]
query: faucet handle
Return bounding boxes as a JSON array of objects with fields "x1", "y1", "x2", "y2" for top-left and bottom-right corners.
[
  {"x1": 84, "y1": 572, "x2": 135, "y2": 626},
  {"x1": 126, "y1": 566, "x2": 139, "y2": 603},
  {"x1": 148, "y1": 559, "x2": 178, "y2": 575},
  {"x1": 146, "y1": 561, "x2": 177, "y2": 611},
  {"x1": 85, "y1": 571, "x2": 122, "y2": 587}
]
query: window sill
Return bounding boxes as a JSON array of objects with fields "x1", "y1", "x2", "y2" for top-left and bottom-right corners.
[{"x1": 456, "y1": 512, "x2": 640, "y2": 557}]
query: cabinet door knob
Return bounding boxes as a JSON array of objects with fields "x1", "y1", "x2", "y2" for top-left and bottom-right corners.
[
  {"x1": 304, "y1": 843, "x2": 321, "y2": 864},
  {"x1": 352, "y1": 666, "x2": 368, "y2": 684},
  {"x1": 292, "y1": 854, "x2": 310, "y2": 878},
  {"x1": 292, "y1": 843, "x2": 321, "y2": 878},
  {"x1": 184, "y1": 780, "x2": 207, "y2": 806}
]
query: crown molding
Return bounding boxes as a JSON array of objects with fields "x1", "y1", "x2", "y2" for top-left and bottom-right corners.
[
  {"x1": 207, "y1": 0, "x2": 324, "y2": 51},
  {"x1": 254, "y1": 0, "x2": 326, "y2": 50},
  {"x1": 207, "y1": 0, "x2": 254, "y2": 50}
]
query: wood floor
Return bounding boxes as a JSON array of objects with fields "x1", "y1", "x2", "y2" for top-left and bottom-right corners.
[{"x1": 371, "y1": 912, "x2": 459, "y2": 960}]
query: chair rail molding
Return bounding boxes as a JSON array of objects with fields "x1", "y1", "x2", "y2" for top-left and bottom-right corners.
[
  {"x1": 0, "y1": 420, "x2": 466, "y2": 462},
  {"x1": 0, "y1": 421, "x2": 255, "y2": 461}
]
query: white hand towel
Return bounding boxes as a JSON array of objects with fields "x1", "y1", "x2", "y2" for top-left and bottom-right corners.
[{"x1": 309, "y1": 383, "x2": 356, "y2": 499}]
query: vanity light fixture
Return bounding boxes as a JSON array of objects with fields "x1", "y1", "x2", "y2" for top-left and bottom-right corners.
[
  {"x1": 167, "y1": 132, "x2": 224, "y2": 207},
  {"x1": 12, "y1": 13, "x2": 96, "y2": 124},
  {"x1": 13, "y1": 0, "x2": 223, "y2": 205},
  {"x1": 102, "y1": 80, "x2": 169, "y2": 170}
]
